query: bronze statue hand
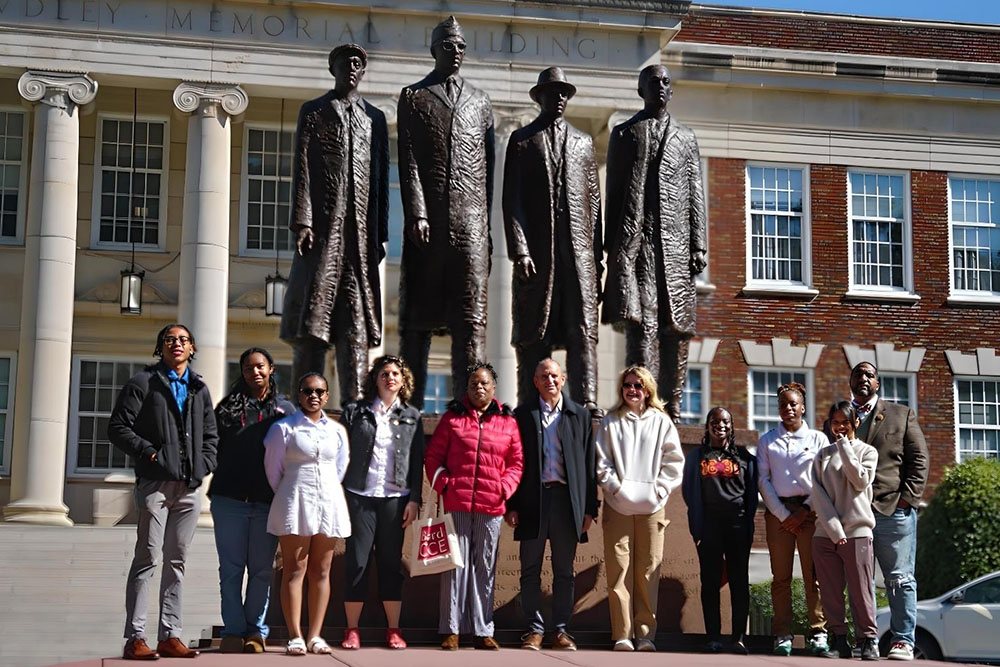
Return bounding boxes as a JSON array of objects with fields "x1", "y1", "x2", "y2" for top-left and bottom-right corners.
[
  {"x1": 690, "y1": 249, "x2": 707, "y2": 276},
  {"x1": 408, "y1": 218, "x2": 431, "y2": 246},
  {"x1": 515, "y1": 255, "x2": 536, "y2": 280},
  {"x1": 296, "y1": 227, "x2": 314, "y2": 256}
]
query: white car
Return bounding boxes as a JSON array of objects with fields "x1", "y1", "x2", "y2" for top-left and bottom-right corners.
[{"x1": 876, "y1": 571, "x2": 1000, "y2": 662}]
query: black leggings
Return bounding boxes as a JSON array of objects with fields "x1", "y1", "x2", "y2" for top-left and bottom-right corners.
[
  {"x1": 343, "y1": 492, "x2": 408, "y2": 601},
  {"x1": 696, "y1": 511, "x2": 753, "y2": 642}
]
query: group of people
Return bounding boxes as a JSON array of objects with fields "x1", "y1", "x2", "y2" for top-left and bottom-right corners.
[{"x1": 108, "y1": 323, "x2": 928, "y2": 661}]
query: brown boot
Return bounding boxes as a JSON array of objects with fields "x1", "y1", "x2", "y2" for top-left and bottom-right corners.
[
  {"x1": 156, "y1": 637, "x2": 199, "y2": 658},
  {"x1": 474, "y1": 636, "x2": 500, "y2": 650},
  {"x1": 520, "y1": 632, "x2": 543, "y2": 650},
  {"x1": 243, "y1": 635, "x2": 266, "y2": 653},
  {"x1": 440, "y1": 634, "x2": 459, "y2": 650},
  {"x1": 219, "y1": 636, "x2": 244, "y2": 654},
  {"x1": 123, "y1": 638, "x2": 159, "y2": 660}
]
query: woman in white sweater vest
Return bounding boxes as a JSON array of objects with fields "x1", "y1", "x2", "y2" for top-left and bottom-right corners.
[
  {"x1": 596, "y1": 365, "x2": 685, "y2": 652},
  {"x1": 811, "y1": 401, "x2": 880, "y2": 661}
]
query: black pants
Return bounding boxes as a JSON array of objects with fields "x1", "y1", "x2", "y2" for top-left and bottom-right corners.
[
  {"x1": 518, "y1": 484, "x2": 579, "y2": 633},
  {"x1": 343, "y1": 492, "x2": 408, "y2": 602},
  {"x1": 696, "y1": 510, "x2": 752, "y2": 642}
]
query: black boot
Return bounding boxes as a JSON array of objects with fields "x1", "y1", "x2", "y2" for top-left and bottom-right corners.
[
  {"x1": 820, "y1": 635, "x2": 852, "y2": 659},
  {"x1": 860, "y1": 637, "x2": 880, "y2": 661}
]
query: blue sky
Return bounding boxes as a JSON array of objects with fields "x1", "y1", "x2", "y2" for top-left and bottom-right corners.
[{"x1": 710, "y1": 0, "x2": 1000, "y2": 25}]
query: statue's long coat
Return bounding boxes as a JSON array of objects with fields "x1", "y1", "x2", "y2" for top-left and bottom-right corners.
[
  {"x1": 397, "y1": 74, "x2": 495, "y2": 332},
  {"x1": 502, "y1": 118, "x2": 603, "y2": 347},
  {"x1": 281, "y1": 91, "x2": 389, "y2": 345},
  {"x1": 601, "y1": 111, "x2": 706, "y2": 334}
]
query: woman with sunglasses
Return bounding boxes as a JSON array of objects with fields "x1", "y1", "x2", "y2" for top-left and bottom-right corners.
[
  {"x1": 595, "y1": 365, "x2": 685, "y2": 652},
  {"x1": 209, "y1": 347, "x2": 293, "y2": 654},
  {"x1": 264, "y1": 373, "x2": 351, "y2": 655},
  {"x1": 682, "y1": 407, "x2": 758, "y2": 655},
  {"x1": 339, "y1": 356, "x2": 425, "y2": 650}
]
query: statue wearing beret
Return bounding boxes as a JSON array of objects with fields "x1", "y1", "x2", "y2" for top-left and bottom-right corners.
[
  {"x1": 503, "y1": 67, "x2": 603, "y2": 412},
  {"x1": 281, "y1": 44, "x2": 389, "y2": 404},
  {"x1": 397, "y1": 16, "x2": 495, "y2": 406},
  {"x1": 602, "y1": 65, "x2": 707, "y2": 421}
]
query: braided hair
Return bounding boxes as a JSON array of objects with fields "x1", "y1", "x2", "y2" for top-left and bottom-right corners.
[
  {"x1": 215, "y1": 347, "x2": 281, "y2": 430},
  {"x1": 700, "y1": 406, "x2": 741, "y2": 464}
]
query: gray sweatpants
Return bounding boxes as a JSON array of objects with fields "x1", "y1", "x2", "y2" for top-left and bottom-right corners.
[
  {"x1": 438, "y1": 511, "x2": 503, "y2": 636},
  {"x1": 124, "y1": 479, "x2": 201, "y2": 641}
]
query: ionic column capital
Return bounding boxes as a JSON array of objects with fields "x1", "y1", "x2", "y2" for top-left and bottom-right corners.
[
  {"x1": 173, "y1": 82, "x2": 249, "y2": 118},
  {"x1": 367, "y1": 95, "x2": 398, "y2": 126},
  {"x1": 18, "y1": 70, "x2": 98, "y2": 110},
  {"x1": 493, "y1": 106, "x2": 535, "y2": 144}
]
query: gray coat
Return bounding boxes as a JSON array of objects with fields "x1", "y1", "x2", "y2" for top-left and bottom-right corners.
[
  {"x1": 856, "y1": 399, "x2": 929, "y2": 516},
  {"x1": 281, "y1": 91, "x2": 389, "y2": 346},
  {"x1": 602, "y1": 111, "x2": 706, "y2": 334},
  {"x1": 397, "y1": 74, "x2": 495, "y2": 331}
]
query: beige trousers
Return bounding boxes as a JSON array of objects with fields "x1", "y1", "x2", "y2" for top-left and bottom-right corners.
[{"x1": 602, "y1": 504, "x2": 668, "y2": 641}]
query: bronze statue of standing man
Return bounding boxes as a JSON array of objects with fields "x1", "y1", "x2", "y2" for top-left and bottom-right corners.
[
  {"x1": 397, "y1": 16, "x2": 495, "y2": 407},
  {"x1": 281, "y1": 44, "x2": 389, "y2": 404},
  {"x1": 602, "y1": 65, "x2": 707, "y2": 421},
  {"x1": 503, "y1": 67, "x2": 603, "y2": 413}
]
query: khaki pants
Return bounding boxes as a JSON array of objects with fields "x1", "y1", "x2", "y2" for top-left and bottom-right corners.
[
  {"x1": 603, "y1": 504, "x2": 668, "y2": 641},
  {"x1": 764, "y1": 506, "x2": 826, "y2": 637}
]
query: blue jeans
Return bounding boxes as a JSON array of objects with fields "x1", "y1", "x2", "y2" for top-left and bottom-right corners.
[
  {"x1": 873, "y1": 506, "x2": 918, "y2": 647},
  {"x1": 210, "y1": 495, "x2": 278, "y2": 638}
]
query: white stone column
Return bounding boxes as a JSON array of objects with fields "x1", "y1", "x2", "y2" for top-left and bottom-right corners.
[
  {"x1": 3, "y1": 71, "x2": 98, "y2": 526},
  {"x1": 367, "y1": 97, "x2": 398, "y2": 367},
  {"x1": 173, "y1": 83, "x2": 249, "y2": 402},
  {"x1": 486, "y1": 109, "x2": 534, "y2": 406}
]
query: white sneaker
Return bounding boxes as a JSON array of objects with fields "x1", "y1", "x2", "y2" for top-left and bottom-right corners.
[
  {"x1": 809, "y1": 632, "x2": 829, "y2": 654},
  {"x1": 888, "y1": 642, "x2": 914, "y2": 661},
  {"x1": 613, "y1": 639, "x2": 634, "y2": 651},
  {"x1": 636, "y1": 638, "x2": 656, "y2": 652},
  {"x1": 773, "y1": 635, "x2": 793, "y2": 656}
]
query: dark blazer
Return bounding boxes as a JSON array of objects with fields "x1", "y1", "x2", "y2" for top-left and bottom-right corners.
[
  {"x1": 857, "y1": 398, "x2": 928, "y2": 515},
  {"x1": 508, "y1": 393, "x2": 598, "y2": 543},
  {"x1": 108, "y1": 362, "x2": 218, "y2": 489},
  {"x1": 340, "y1": 399, "x2": 425, "y2": 505},
  {"x1": 681, "y1": 445, "x2": 758, "y2": 543}
]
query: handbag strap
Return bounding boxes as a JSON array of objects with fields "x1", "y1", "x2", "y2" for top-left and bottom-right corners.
[{"x1": 421, "y1": 467, "x2": 447, "y2": 519}]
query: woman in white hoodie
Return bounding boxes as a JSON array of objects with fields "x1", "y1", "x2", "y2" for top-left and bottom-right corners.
[{"x1": 596, "y1": 365, "x2": 685, "y2": 652}]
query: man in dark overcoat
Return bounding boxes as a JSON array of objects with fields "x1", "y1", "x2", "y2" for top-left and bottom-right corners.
[
  {"x1": 503, "y1": 67, "x2": 603, "y2": 412},
  {"x1": 281, "y1": 44, "x2": 389, "y2": 405},
  {"x1": 602, "y1": 64, "x2": 707, "y2": 421},
  {"x1": 397, "y1": 16, "x2": 495, "y2": 406}
]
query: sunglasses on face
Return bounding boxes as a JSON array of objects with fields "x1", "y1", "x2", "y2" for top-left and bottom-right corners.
[
  {"x1": 622, "y1": 382, "x2": 645, "y2": 391},
  {"x1": 162, "y1": 336, "x2": 191, "y2": 345},
  {"x1": 441, "y1": 41, "x2": 466, "y2": 52},
  {"x1": 299, "y1": 387, "x2": 327, "y2": 397}
]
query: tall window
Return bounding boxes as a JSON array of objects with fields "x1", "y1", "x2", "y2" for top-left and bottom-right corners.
[
  {"x1": 747, "y1": 165, "x2": 807, "y2": 285},
  {"x1": 956, "y1": 378, "x2": 1000, "y2": 462},
  {"x1": 241, "y1": 127, "x2": 293, "y2": 255},
  {"x1": 950, "y1": 176, "x2": 1000, "y2": 295},
  {"x1": 880, "y1": 373, "x2": 915, "y2": 409},
  {"x1": 93, "y1": 117, "x2": 167, "y2": 248},
  {"x1": 71, "y1": 359, "x2": 147, "y2": 472},
  {"x1": 0, "y1": 355, "x2": 13, "y2": 470},
  {"x1": 422, "y1": 373, "x2": 452, "y2": 414},
  {"x1": 0, "y1": 110, "x2": 26, "y2": 242},
  {"x1": 848, "y1": 171, "x2": 909, "y2": 292},
  {"x1": 749, "y1": 369, "x2": 809, "y2": 435},
  {"x1": 679, "y1": 366, "x2": 707, "y2": 425}
]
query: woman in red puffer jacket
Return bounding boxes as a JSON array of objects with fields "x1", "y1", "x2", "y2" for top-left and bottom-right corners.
[{"x1": 424, "y1": 362, "x2": 523, "y2": 651}]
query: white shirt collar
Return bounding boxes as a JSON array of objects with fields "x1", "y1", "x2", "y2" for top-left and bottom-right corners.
[{"x1": 539, "y1": 395, "x2": 563, "y2": 415}]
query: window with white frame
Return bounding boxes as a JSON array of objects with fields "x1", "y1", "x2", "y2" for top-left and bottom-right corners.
[
  {"x1": 848, "y1": 171, "x2": 909, "y2": 292},
  {"x1": 241, "y1": 126, "x2": 294, "y2": 255},
  {"x1": 747, "y1": 165, "x2": 808, "y2": 285},
  {"x1": 93, "y1": 117, "x2": 167, "y2": 248},
  {"x1": 71, "y1": 358, "x2": 148, "y2": 473},
  {"x1": 0, "y1": 110, "x2": 26, "y2": 243},
  {"x1": 879, "y1": 373, "x2": 915, "y2": 410},
  {"x1": 679, "y1": 366, "x2": 708, "y2": 425},
  {"x1": 422, "y1": 373, "x2": 453, "y2": 414},
  {"x1": 949, "y1": 176, "x2": 1000, "y2": 295},
  {"x1": 0, "y1": 355, "x2": 14, "y2": 470},
  {"x1": 956, "y1": 378, "x2": 1000, "y2": 462},
  {"x1": 749, "y1": 369, "x2": 810, "y2": 435}
]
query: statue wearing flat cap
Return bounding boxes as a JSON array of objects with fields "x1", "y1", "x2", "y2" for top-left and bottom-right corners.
[
  {"x1": 397, "y1": 15, "x2": 495, "y2": 407},
  {"x1": 281, "y1": 43, "x2": 389, "y2": 404},
  {"x1": 602, "y1": 64, "x2": 707, "y2": 421},
  {"x1": 503, "y1": 67, "x2": 603, "y2": 413}
]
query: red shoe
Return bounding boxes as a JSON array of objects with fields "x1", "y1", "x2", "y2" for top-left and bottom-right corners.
[
  {"x1": 387, "y1": 628, "x2": 407, "y2": 650},
  {"x1": 341, "y1": 627, "x2": 361, "y2": 650}
]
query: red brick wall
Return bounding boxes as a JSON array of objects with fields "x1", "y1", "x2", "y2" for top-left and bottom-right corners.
[
  {"x1": 699, "y1": 159, "x2": 996, "y2": 490},
  {"x1": 678, "y1": 10, "x2": 1000, "y2": 65}
]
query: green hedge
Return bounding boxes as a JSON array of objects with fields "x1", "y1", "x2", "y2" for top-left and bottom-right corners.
[
  {"x1": 749, "y1": 578, "x2": 888, "y2": 640},
  {"x1": 916, "y1": 457, "x2": 1000, "y2": 598}
]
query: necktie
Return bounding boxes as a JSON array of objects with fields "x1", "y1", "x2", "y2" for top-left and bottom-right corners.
[
  {"x1": 853, "y1": 400, "x2": 871, "y2": 419},
  {"x1": 445, "y1": 78, "x2": 459, "y2": 104}
]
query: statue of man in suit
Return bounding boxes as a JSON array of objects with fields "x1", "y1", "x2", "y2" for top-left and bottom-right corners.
[
  {"x1": 397, "y1": 16, "x2": 495, "y2": 407},
  {"x1": 602, "y1": 64, "x2": 707, "y2": 421},
  {"x1": 281, "y1": 43, "x2": 389, "y2": 404},
  {"x1": 503, "y1": 67, "x2": 603, "y2": 414}
]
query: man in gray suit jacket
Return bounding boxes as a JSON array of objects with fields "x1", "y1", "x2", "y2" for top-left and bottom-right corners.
[
  {"x1": 506, "y1": 359, "x2": 598, "y2": 651},
  {"x1": 850, "y1": 361, "x2": 929, "y2": 661}
]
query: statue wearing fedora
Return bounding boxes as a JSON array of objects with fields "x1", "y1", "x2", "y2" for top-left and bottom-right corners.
[
  {"x1": 503, "y1": 66, "x2": 603, "y2": 412},
  {"x1": 397, "y1": 16, "x2": 495, "y2": 407},
  {"x1": 281, "y1": 43, "x2": 389, "y2": 404}
]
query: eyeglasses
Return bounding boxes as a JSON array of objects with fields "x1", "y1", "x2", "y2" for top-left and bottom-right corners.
[
  {"x1": 441, "y1": 41, "x2": 466, "y2": 52},
  {"x1": 162, "y1": 336, "x2": 191, "y2": 345},
  {"x1": 299, "y1": 387, "x2": 328, "y2": 397},
  {"x1": 622, "y1": 382, "x2": 645, "y2": 391}
]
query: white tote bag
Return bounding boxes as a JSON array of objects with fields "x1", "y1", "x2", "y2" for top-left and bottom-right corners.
[{"x1": 405, "y1": 468, "x2": 465, "y2": 577}]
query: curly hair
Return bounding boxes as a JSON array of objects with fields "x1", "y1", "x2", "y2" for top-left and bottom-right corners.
[
  {"x1": 215, "y1": 347, "x2": 282, "y2": 430},
  {"x1": 611, "y1": 365, "x2": 667, "y2": 417},
  {"x1": 362, "y1": 355, "x2": 415, "y2": 403},
  {"x1": 777, "y1": 381, "x2": 807, "y2": 402},
  {"x1": 152, "y1": 323, "x2": 196, "y2": 360},
  {"x1": 466, "y1": 360, "x2": 498, "y2": 385}
]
